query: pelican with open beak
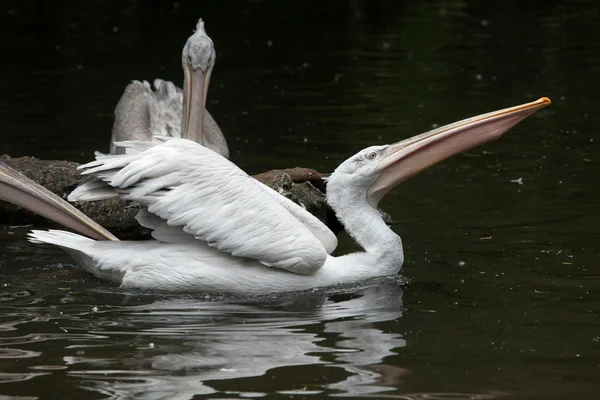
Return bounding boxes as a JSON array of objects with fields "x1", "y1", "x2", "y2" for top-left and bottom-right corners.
[
  {"x1": 1, "y1": 98, "x2": 550, "y2": 294},
  {"x1": 367, "y1": 97, "x2": 552, "y2": 205}
]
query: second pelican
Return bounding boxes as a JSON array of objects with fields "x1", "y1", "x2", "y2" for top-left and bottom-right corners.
[{"x1": 110, "y1": 19, "x2": 228, "y2": 158}]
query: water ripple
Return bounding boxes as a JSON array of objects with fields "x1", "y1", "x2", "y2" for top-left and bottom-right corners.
[
  {"x1": 0, "y1": 348, "x2": 40, "y2": 359},
  {"x1": 0, "y1": 333, "x2": 109, "y2": 347},
  {"x1": 0, "y1": 372, "x2": 50, "y2": 384}
]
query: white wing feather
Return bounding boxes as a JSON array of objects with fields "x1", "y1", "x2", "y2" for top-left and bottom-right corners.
[
  {"x1": 257, "y1": 184, "x2": 337, "y2": 254},
  {"x1": 77, "y1": 139, "x2": 329, "y2": 274}
]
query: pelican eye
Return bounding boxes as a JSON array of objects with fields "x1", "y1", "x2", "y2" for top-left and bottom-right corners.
[{"x1": 366, "y1": 151, "x2": 378, "y2": 160}]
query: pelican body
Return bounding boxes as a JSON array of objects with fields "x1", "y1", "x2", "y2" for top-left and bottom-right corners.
[
  {"x1": 0, "y1": 98, "x2": 550, "y2": 295},
  {"x1": 110, "y1": 19, "x2": 229, "y2": 158}
]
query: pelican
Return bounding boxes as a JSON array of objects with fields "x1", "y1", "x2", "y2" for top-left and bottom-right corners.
[
  {"x1": 0, "y1": 98, "x2": 550, "y2": 295},
  {"x1": 109, "y1": 19, "x2": 229, "y2": 158}
]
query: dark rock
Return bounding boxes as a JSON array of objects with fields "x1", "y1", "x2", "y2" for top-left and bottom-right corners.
[
  {"x1": 0, "y1": 155, "x2": 340, "y2": 239},
  {"x1": 254, "y1": 168, "x2": 326, "y2": 192}
]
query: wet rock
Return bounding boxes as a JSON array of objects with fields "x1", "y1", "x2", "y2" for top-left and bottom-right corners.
[
  {"x1": 254, "y1": 168, "x2": 326, "y2": 192},
  {"x1": 0, "y1": 155, "x2": 340, "y2": 238},
  {"x1": 0, "y1": 155, "x2": 144, "y2": 238},
  {"x1": 254, "y1": 169, "x2": 337, "y2": 230}
]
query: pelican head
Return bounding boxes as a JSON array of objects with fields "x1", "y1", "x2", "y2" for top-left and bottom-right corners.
[
  {"x1": 327, "y1": 98, "x2": 551, "y2": 212},
  {"x1": 181, "y1": 19, "x2": 215, "y2": 145}
]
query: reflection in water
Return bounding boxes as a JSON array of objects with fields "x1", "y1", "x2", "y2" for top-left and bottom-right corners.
[
  {"x1": 0, "y1": 282, "x2": 405, "y2": 398},
  {"x1": 68, "y1": 283, "x2": 406, "y2": 398},
  {"x1": 0, "y1": 280, "x2": 507, "y2": 399}
]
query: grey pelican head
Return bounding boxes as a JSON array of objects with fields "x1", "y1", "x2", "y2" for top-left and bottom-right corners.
[{"x1": 181, "y1": 19, "x2": 219, "y2": 151}]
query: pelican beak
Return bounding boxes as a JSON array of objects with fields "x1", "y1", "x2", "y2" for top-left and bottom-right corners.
[
  {"x1": 367, "y1": 97, "x2": 551, "y2": 206},
  {"x1": 0, "y1": 161, "x2": 118, "y2": 241},
  {"x1": 182, "y1": 63, "x2": 212, "y2": 144}
]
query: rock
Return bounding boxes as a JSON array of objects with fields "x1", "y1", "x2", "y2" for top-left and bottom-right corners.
[
  {"x1": 254, "y1": 169, "x2": 341, "y2": 231},
  {"x1": 0, "y1": 155, "x2": 339, "y2": 239},
  {"x1": 254, "y1": 168, "x2": 326, "y2": 192}
]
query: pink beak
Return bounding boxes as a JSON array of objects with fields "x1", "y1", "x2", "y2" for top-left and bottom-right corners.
[{"x1": 368, "y1": 97, "x2": 551, "y2": 206}]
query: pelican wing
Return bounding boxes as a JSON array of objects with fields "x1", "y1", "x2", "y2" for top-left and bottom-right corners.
[
  {"x1": 109, "y1": 81, "x2": 154, "y2": 155},
  {"x1": 148, "y1": 79, "x2": 184, "y2": 139},
  {"x1": 109, "y1": 80, "x2": 184, "y2": 156},
  {"x1": 257, "y1": 184, "x2": 337, "y2": 254},
  {"x1": 149, "y1": 80, "x2": 227, "y2": 157},
  {"x1": 77, "y1": 139, "x2": 329, "y2": 274},
  {"x1": 109, "y1": 80, "x2": 226, "y2": 155}
]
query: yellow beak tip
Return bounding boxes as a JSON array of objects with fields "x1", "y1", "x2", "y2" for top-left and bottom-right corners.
[{"x1": 539, "y1": 96, "x2": 552, "y2": 105}]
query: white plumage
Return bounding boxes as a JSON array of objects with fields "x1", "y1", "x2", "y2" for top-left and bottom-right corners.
[
  {"x1": 1, "y1": 98, "x2": 549, "y2": 294},
  {"x1": 32, "y1": 137, "x2": 406, "y2": 294},
  {"x1": 73, "y1": 139, "x2": 336, "y2": 274},
  {"x1": 28, "y1": 228, "x2": 385, "y2": 294}
]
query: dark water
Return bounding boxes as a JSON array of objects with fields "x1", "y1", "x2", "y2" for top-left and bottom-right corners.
[{"x1": 1, "y1": 1, "x2": 598, "y2": 399}]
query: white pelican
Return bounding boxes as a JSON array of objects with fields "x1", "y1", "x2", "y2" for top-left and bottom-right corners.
[
  {"x1": 0, "y1": 98, "x2": 550, "y2": 294},
  {"x1": 110, "y1": 19, "x2": 228, "y2": 158}
]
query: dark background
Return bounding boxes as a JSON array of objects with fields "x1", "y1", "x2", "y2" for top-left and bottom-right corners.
[
  {"x1": 3, "y1": 1, "x2": 594, "y2": 170},
  {"x1": 0, "y1": 1, "x2": 599, "y2": 399}
]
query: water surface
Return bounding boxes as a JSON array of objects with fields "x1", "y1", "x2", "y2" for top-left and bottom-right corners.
[{"x1": 1, "y1": 1, "x2": 598, "y2": 399}]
